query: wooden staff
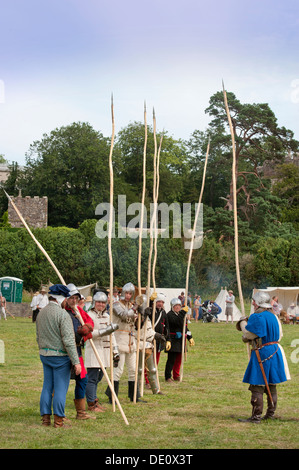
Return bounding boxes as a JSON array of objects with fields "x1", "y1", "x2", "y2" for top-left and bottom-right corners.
[
  {"x1": 4, "y1": 188, "x2": 129, "y2": 425},
  {"x1": 222, "y1": 82, "x2": 249, "y2": 360},
  {"x1": 140, "y1": 109, "x2": 160, "y2": 396},
  {"x1": 180, "y1": 137, "x2": 210, "y2": 382},
  {"x1": 133, "y1": 102, "x2": 148, "y2": 403},
  {"x1": 108, "y1": 94, "x2": 116, "y2": 411},
  {"x1": 150, "y1": 122, "x2": 163, "y2": 392}
]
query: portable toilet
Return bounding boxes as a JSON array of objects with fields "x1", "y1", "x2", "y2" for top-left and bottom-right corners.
[{"x1": 0, "y1": 277, "x2": 23, "y2": 303}]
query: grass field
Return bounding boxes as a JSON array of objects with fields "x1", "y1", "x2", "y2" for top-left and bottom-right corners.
[{"x1": 0, "y1": 315, "x2": 298, "y2": 450}]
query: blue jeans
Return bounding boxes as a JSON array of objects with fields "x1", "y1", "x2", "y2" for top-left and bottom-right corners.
[
  {"x1": 85, "y1": 368, "x2": 104, "y2": 402},
  {"x1": 40, "y1": 355, "x2": 71, "y2": 417}
]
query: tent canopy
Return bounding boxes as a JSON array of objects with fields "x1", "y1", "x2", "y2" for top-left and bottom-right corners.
[{"x1": 251, "y1": 287, "x2": 299, "y2": 313}]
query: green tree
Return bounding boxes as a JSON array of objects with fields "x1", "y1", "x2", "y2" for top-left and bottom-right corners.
[
  {"x1": 272, "y1": 163, "x2": 299, "y2": 231},
  {"x1": 17, "y1": 122, "x2": 111, "y2": 227}
]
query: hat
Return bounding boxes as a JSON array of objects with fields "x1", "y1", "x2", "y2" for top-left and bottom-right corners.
[
  {"x1": 40, "y1": 286, "x2": 47, "y2": 292},
  {"x1": 86, "y1": 296, "x2": 92, "y2": 302},
  {"x1": 228, "y1": 290, "x2": 233, "y2": 293},
  {"x1": 48, "y1": 284, "x2": 71, "y2": 298}
]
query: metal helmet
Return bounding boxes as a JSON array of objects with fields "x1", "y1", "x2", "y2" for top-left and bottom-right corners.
[
  {"x1": 252, "y1": 291, "x2": 272, "y2": 309},
  {"x1": 156, "y1": 293, "x2": 166, "y2": 303},
  {"x1": 93, "y1": 291, "x2": 108, "y2": 303},
  {"x1": 120, "y1": 282, "x2": 135, "y2": 299},
  {"x1": 170, "y1": 298, "x2": 182, "y2": 308},
  {"x1": 66, "y1": 283, "x2": 82, "y2": 298}
]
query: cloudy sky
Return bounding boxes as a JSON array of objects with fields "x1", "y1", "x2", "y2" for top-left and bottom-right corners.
[{"x1": 1, "y1": 0, "x2": 299, "y2": 165}]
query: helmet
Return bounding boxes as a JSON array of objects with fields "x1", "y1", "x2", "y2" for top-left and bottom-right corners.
[
  {"x1": 66, "y1": 283, "x2": 82, "y2": 299},
  {"x1": 93, "y1": 291, "x2": 108, "y2": 303},
  {"x1": 170, "y1": 298, "x2": 182, "y2": 308},
  {"x1": 252, "y1": 291, "x2": 272, "y2": 309},
  {"x1": 156, "y1": 293, "x2": 166, "y2": 303},
  {"x1": 120, "y1": 282, "x2": 135, "y2": 299}
]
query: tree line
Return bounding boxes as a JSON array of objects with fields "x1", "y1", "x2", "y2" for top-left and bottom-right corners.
[{"x1": 0, "y1": 90, "x2": 298, "y2": 293}]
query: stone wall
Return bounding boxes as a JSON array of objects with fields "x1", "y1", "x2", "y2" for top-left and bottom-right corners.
[
  {"x1": 6, "y1": 302, "x2": 32, "y2": 318},
  {"x1": 8, "y1": 195, "x2": 48, "y2": 228}
]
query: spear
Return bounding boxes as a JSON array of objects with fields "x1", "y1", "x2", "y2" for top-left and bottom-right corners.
[
  {"x1": 222, "y1": 82, "x2": 249, "y2": 360},
  {"x1": 108, "y1": 94, "x2": 116, "y2": 411},
  {"x1": 4, "y1": 188, "x2": 129, "y2": 425},
  {"x1": 133, "y1": 102, "x2": 147, "y2": 403},
  {"x1": 150, "y1": 118, "x2": 163, "y2": 391},
  {"x1": 180, "y1": 137, "x2": 210, "y2": 382}
]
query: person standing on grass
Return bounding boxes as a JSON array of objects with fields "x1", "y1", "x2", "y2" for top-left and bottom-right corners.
[
  {"x1": 65, "y1": 283, "x2": 95, "y2": 421},
  {"x1": 225, "y1": 290, "x2": 235, "y2": 323},
  {"x1": 0, "y1": 293, "x2": 7, "y2": 320},
  {"x1": 36, "y1": 284, "x2": 81, "y2": 428},
  {"x1": 165, "y1": 298, "x2": 194, "y2": 383},
  {"x1": 237, "y1": 291, "x2": 291, "y2": 423},
  {"x1": 85, "y1": 291, "x2": 119, "y2": 412}
]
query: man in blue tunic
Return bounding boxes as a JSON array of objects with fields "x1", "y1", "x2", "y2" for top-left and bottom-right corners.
[{"x1": 237, "y1": 291, "x2": 291, "y2": 423}]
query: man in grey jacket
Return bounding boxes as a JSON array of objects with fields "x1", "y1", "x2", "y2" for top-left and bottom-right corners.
[{"x1": 36, "y1": 284, "x2": 81, "y2": 428}]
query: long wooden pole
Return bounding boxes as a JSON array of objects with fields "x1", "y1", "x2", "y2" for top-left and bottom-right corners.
[
  {"x1": 108, "y1": 94, "x2": 116, "y2": 411},
  {"x1": 151, "y1": 123, "x2": 163, "y2": 391},
  {"x1": 222, "y1": 83, "x2": 249, "y2": 360},
  {"x1": 4, "y1": 189, "x2": 129, "y2": 425},
  {"x1": 133, "y1": 102, "x2": 147, "y2": 403},
  {"x1": 180, "y1": 137, "x2": 210, "y2": 382}
]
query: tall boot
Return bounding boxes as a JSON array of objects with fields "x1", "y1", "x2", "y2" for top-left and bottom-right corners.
[
  {"x1": 262, "y1": 385, "x2": 278, "y2": 420},
  {"x1": 74, "y1": 398, "x2": 96, "y2": 420},
  {"x1": 41, "y1": 414, "x2": 51, "y2": 426},
  {"x1": 238, "y1": 391, "x2": 263, "y2": 423},
  {"x1": 128, "y1": 381, "x2": 147, "y2": 403},
  {"x1": 54, "y1": 415, "x2": 65, "y2": 428},
  {"x1": 105, "y1": 381, "x2": 119, "y2": 404}
]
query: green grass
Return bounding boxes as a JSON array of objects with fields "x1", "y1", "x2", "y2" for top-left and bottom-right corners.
[{"x1": 0, "y1": 316, "x2": 298, "y2": 449}]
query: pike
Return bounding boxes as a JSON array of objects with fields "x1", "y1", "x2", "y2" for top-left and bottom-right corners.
[
  {"x1": 134, "y1": 102, "x2": 147, "y2": 403},
  {"x1": 108, "y1": 94, "x2": 116, "y2": 411},
  {"x1": 180, "y1": 137, "x2": 210, "y2": 382},
  {"x1": 4, "y1": 188, "x2": 129, "y2": 426},
  {"x1": 222, "y1": 82, "x2": 250, "y2": 361}
]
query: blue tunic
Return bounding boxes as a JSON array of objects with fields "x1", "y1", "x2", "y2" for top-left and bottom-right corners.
[{"x1": 243, "y1": 310, "x2": 289, "y2": 385}]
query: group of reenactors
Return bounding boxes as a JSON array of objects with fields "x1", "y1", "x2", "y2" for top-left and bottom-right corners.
[
  {"x1": 35, "y1": 282, "x2": 194, "y2": 427},
  {"x1": 35, "y1": 282, "x2": 291, "y2": 428}
]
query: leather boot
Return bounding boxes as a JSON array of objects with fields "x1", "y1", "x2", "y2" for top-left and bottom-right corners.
[
  {"x1": 53, "y1": 415, "x2": 65, "y2": 428},
  {"x1": 238, "y1": 391, "x2": 263, "y2": 423},
  {"x1": 128, "y1": 381, "x2": 147, "y2": 403},
  {"x1": 74, "y1": 398, "x2": 96, "y2": 420},
  {"x1": 41, "y1": 414, "x2": 51, "y2": 426},
  {"x1": 88, "y1": 398, "x2": 105, "y2": 412},
  {"x1": 105, "y1": 381, "x2": 119, "y2": 404},
  {"x1": 262, "y1": 386, "x2": 278, "y2": 420}
]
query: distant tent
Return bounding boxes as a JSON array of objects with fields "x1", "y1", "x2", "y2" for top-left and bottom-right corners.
[
  {"x1": 250, "y1": 287, "x2": 299, "y2": 314},
  {"x1": 214, "y1": 288, "x2": 243, "y2": 321}
]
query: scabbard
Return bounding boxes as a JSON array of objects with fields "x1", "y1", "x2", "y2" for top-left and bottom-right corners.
[{"x1": 254, "y1": 348, "x2": 274, "y2": 406}]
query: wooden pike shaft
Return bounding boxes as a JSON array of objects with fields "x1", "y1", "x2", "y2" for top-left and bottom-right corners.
[
  {"x1": 180, "y1": 138, "x2": 210, "y2": 382},
  {"x1": 222, "y1": 83, "x2": 249, "y2": 360},
  {"x1": 134, "y1": 103, "x2": 148, "y2": 403},
  {"x1": 4, "y1": 188, "x2": 129, "y2": 425},
  {"x1": 108, "y1": 94, "x2": 116, "y2": 411}
]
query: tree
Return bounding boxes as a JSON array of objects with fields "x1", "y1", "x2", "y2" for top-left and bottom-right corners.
[
  {"x1": 204, "y1": 92, "x2": 298, "y2": 217},
  {"x1": 17, "y1": 122, "x2": 111, "y2": 227},
  {"x1": 272, "y1": 163, "x2": 299, "y2": 231}
]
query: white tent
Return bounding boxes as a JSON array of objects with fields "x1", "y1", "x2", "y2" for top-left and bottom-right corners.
[
  {"x1": 214, "y1": 288, "x2": 243, "y2": 321},
  {"x1": 250, "y1": 287, "x2": 299, "y2": 314}
]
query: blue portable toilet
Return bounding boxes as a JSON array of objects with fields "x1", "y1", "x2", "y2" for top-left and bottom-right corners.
[{"x1": 0, "y1": 277, "x2": 23, "y2": 303}]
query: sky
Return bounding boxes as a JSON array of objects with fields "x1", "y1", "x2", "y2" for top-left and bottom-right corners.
[{"x1": 1, "y1": 0, "x2": 299, "y2": 165}]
